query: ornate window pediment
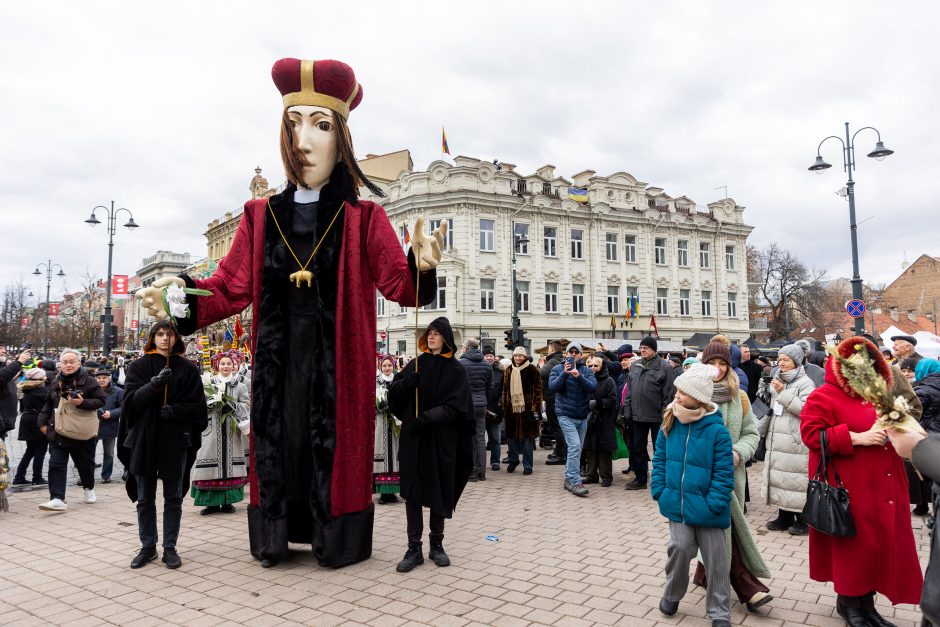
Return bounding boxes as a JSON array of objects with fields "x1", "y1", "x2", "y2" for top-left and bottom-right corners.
[
  {"x1": 480, "y1": 265, "x2": 498, "y2": 278},
  {"x1": 626, "y1": 274, "x2": 639, "y2": 285},
  {"x1": 518, "y1": 268, "x2": 531, "y2": 279},
  {"x1": 572, "y1": 272, "x2": 587, "y2": 282},
  {"x1": 656, "y1": 276, "x2": 670, "y2": 287},
  {"x1": 544, "y1": 270, "x2": 559, "y2": 281},
  {"x1": 727, "y1": 282, "x2": 739, "y2": 290},
  {"x1": 702, "y1": 279, "x2": 713, "y2": 289},
  {"x1": 606, "y1": 274, "x2": 620, "y2": 285}
]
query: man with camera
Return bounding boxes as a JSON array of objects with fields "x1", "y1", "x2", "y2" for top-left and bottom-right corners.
[
  {"x1": 36, "y1": 349, "x2": 107, "y2": 512},
  {"x1": 120, "y1": 320, "x2": 208, "y2": 569}
]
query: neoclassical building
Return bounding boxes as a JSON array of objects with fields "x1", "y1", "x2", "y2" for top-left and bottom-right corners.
[{"x1": 368, "y1": 155, "x2": 754, "y2": 355}]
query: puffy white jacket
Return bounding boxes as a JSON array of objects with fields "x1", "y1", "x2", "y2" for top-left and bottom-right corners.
[{"x1": 760, "y1": 368, "x2": 816, "y2": 512}]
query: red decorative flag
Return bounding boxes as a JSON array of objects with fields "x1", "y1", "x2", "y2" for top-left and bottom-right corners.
[
  {"x1": 442, "y1": 127, "x2": 450, "y2": 155},
  {"x1": 112, "y1": 274, "x2": 129, "y2": 295},
  {"x1": 234, "y1": 317, "x2": 245, "y2": 339},
  {"x1": 403, "y1": 226, "x2": 411, "y2": 245},
  {"x1": 21, "y1": 316, "x2": 30, "y2": 329},
  {"x1": 130, "y1": 319, "x2": 138, "y2": 330},
  {"x1": 649, "y1": 314, "x2": 659, "y2": 337},
  {"x1": 48, "y1": 303, "x2": 60, "y2": 318}
]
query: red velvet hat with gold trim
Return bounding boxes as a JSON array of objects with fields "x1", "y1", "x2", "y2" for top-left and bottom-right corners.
[{"x1": 271, "y1": 58, "x2": 363, "y2": 119}]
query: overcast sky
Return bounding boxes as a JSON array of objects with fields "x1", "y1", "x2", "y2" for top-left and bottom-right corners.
[{"x1": 2, "y1": 1, "x2": 936, "y2": 302}]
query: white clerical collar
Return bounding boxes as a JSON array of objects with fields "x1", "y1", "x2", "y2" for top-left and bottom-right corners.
[{"x1": 294, "y1": 188, "x2": 320, "y2": 203}]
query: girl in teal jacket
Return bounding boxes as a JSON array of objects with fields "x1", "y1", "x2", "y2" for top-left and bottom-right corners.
[{"x1": 651, "y1": 362, "x2": 735, "y2": 626}]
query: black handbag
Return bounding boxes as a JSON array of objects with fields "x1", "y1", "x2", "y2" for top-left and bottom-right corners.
[{"x1": 802, "y1": 430, "x2": 856, "y2": 537}]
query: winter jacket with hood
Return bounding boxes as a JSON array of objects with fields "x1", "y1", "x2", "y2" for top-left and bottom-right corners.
[
  {"x1": 17, "y1": 379, "x2": 49, "y2": 441},
  {"x1": 459, "y1": 348, "x2": 492, "y2": 409},
  {"x1": 651, "y1": 404, "x2": 735, "y2": 528},
  {"x1": 622, "y1": 356, "x2": 676, "y2": 423},
  {"x1": 760, "y1": 365, "x2": 815, "y2": 512},
  {"x1": 729, "y1": 343, "x2": 749, "y2": 394},
  {"x1": 96, "y1": 381, "x2": 124, "y2": 440},
  {"x1": 548, "y1": 357, "x2": 597, "y2": 419},
  {"x1": 909, "y1": 433, "x2": 940, "y2": 624},
  {"x1": 915, "y1": 371, "x2": 940, "y2": 433}
]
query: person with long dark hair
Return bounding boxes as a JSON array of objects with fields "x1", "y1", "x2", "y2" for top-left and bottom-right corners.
[{"x1": 374, "y1": 355, "x2": 401, "y2": 503}]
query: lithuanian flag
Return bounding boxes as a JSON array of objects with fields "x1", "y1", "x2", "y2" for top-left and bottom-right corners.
[{"x1": 442, "y1": 127, "x2": 450, "y2": 155}]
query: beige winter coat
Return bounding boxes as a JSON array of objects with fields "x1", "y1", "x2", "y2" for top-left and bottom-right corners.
[{"x1": 760, "y1": 368, "x2": 816, "y2": 512}]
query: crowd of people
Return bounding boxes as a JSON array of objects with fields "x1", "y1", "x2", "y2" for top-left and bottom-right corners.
[{"x1": 1, "y1": 327, "x2": 937, "y2": 626}]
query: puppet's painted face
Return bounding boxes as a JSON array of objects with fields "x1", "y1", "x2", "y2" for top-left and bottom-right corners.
[{"x1": 287, "y1": 105, "x2": 340, "y2": 190}]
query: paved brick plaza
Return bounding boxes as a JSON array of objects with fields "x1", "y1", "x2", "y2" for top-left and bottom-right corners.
[{"x1": 2, "y1": 444, "x2": 930, "y2": 626}]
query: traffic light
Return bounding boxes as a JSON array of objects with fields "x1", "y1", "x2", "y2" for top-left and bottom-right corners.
[
  {"x1": 518, "y1": 328, "x2": 527, "y2": 349},
  {"x1": 108, "y1": 324, "x2": 118, "y2": 350},
  {"x1": 504, "y1": 329, "x2": 515, "y2": 352}
]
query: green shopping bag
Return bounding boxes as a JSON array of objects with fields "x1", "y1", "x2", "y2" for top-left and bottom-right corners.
[{"x1": 612, "y1": 427, "x2": 630, "y2": 461}]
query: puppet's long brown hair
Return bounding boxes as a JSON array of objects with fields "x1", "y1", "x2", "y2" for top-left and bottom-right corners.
[{"x1": 279, "y1": 111, "x2": 385, "y2": 198}]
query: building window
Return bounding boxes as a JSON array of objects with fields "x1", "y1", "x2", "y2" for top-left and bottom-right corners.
[
  {"x1": 677, "y1": 240, "x2": 689, "y2": 267},
  {"x1": 480, "y1": 219, "x2": 495, "y2": 252},
  {"x1": 480, "y1": 279, "x2": 495, "y2": 311},
  {"x1": 701, "y1": 290, "x2": 712, "y2": 317},
  {"x1": 725, "y1": 245, "x2": 735, "y2": 270},
  {"x1": 397, "y1": 340, "x2": 407, "y2": 355},
  {"x1": 429, "y1": 218, "x2": 454, "y2": 250},
  {"x1": 655, "y1": 237, "x2": 667, "y2": 265},
  {"x1": 516, "y1": 280, "x2": 530, "y2": 312},
  {"x1": 656, "y1": 288, "x2": 668, "y2": 315},
  {"x1": 514, "y1": 223, "x2": 529, "y2": 255},
  {"x1": 376, "y1": 294, "x2": 386, "y2": 317},
  {"x1": 607, "y1": 286, "x2": 620, "y2": 314},
  {"x1": 605, "y1": 233, "x2": 618, "y2": 261},
  {"x1": 679, "y1": 289, "x2": 690, "y2": 316},
  {"x1": 727, "y1": 292, "x2": 737, "y2": 317},
  {"x1": 699, "y1": 242, "x2": 710, "y2": 268},
  {"x1": 624, "y1": 235, "x2": 637, "y2": 263},
  {"x1": 545, "y1": 282, "x2": 558, "y2": 313},
  {"x1": 422, "y1": 276, "x2": 447, "y2": 310},
  {"x1": 626, "y1": 285, "x2": 639, "y2": 301},
  {"x1": 544, "y1": 227, "x2": 557, "y2": 257},
  {"x1": 570, "y1": 229, "x2": 583, "y2": 259},
  {"x1": 572, "y1": 284, "x2": 584, "y2": 314}
]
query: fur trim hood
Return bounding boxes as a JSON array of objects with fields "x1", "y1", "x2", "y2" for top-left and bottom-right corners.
[{"x1": 829, "y1": 335, "x2": 893, "y2": 397}]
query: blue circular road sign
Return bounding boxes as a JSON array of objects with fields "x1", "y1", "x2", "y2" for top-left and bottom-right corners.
[{"x1": 846, "y1": 299, "x2": 866, "y2": 318}]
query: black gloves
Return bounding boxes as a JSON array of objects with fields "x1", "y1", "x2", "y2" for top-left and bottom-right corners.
[
  {"x1": 160, "y1": 404, "x2": 173, "y2": 420},
  {"x1": 151, "y1": 367, "x2": 173, "y2": 387},
  {"x1": 412, "y1": 413, "x2": 429, "y2": 430},
  {"x1": 403, "y1": 369, "x2": 420, "y2": 389}
]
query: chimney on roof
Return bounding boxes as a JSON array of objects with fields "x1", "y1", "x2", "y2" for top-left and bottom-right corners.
[
  {"x1": 889, "y1": 306, "x2": 899, "y2": 322},
  {"x1": 908, "y1": 310, "x2": 918, "y2": 323}
]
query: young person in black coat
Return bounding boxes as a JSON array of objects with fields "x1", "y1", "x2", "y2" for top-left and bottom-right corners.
[
  {"x1": 12, "y1": 368, "x2": 51, "y2": 488},
  {"x1": 388, "y1": 316, "x2": 474, "y2": 573},
  {"x1": 120, "y1": 320, "x2": 208, "y2": 570},
  {"x1": 582, "y1": 354, "x2": 619, "y2": 487}
]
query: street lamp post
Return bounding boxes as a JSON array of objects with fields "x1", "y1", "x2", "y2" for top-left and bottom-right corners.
[
  {"x1": 809, "y1": 122, "x2": 894, "y2": 336},
  {"x1": 85, "y1": 201, "x2": 139, "y2": 355},
  {"x1": 32, "y1": 261, "x2": 65, "y2": 355}
]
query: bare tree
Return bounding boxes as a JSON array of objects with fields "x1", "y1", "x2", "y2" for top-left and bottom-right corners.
[
  {"x1": 0, "y1": 281, "x2": 33, "y2": 348},
  {"x1": 749, "y1": 243, "x2": 829, "y2": 341}
]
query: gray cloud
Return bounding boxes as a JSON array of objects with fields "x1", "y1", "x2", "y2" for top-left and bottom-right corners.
[{"x1": 2, "y1": 1, "x2": 936, "y2": 301}]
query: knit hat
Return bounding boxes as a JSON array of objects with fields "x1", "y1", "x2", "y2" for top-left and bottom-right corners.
[
  {"x1": 639, "y1": 336, "x2": 658, "y2": 352},
  {"x1": 778, "y1": 344, "x2": 805, "y2": 366},
  {"x1": 700, "y1": 341, "x2": 731, "y2": 367},
  {"x1": 40, "y1": 359, "x2": 56, "y2": 371},
  {"x1": 566, "y1": 342, "x2": 582, "y2": 354},
  {"x1": 795, "y1": 339, "x2": 813, "y2": 355},
  {"x1": 618, "y1": 351, "x2": 635, "y2": 361},
  {"x1": 682, "y1": 357, "x2": 700, "y2": 369},
  {"x1": 512, "y1": 346, "x2": 528, "y2": 357},
  {"x1": 899, "y1": 357, "x2": 919, "y2": 372},
  {"x1": 25, "y1": 367, "x2": 46, "y2": 380},
  {"x1": 482, "y1": 345, "x2": 495, "y2": 356},
  {"x1": 674, "y1": 363, "x2": 719, "y2": 407}
]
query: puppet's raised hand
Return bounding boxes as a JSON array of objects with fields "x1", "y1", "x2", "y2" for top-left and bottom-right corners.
[
  {"x1": 410, "y1": 216, "x2": 446, "y2": 272},
  {"x1": 138, "y1": 277, "x2": 185, "y2": 320}
]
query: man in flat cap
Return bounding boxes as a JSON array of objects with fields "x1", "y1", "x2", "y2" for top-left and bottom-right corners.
[{"x1": 891, "y1": 335, "x2": 923, "y2": 365}]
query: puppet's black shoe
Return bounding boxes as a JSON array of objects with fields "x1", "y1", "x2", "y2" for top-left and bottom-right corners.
[
  {"x1": 428, "y1": 542, "x2": 450, "y2": 567},
  {"x1": 396, "y1": 542, "x2": 424, "y2": 573}
]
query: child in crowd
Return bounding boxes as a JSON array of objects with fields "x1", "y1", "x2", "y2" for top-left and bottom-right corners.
[{"x1": 651, "y1": 362, "x2": 735, "y2": 627}]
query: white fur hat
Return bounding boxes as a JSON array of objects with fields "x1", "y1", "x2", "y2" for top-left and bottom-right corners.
[{"x1": 674, "y1": 363, "x2": 719, "y2": 406}]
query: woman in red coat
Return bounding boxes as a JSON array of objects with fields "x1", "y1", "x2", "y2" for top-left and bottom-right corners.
[{"x1": 800, "y1": 336, "x2": 923, "y2": 626}]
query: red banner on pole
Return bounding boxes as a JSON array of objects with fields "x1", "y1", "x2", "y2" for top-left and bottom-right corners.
[
  {"x1": 48, "y1": 303, "x2": 60, "y2": 318},
  {"x1": 21, "y1": 316, "x2": 29, "y2": 329},
  {"x1": 112, "y1": 275, "x2": 129, "y2": 295},
  {"x1": 130, "y1": 319, "x2": 138, "y2": 330}
]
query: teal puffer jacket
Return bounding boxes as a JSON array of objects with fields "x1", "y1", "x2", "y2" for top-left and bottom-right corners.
[{"x1": 651, "y1": 407, "x2": 735, "y2": 529}]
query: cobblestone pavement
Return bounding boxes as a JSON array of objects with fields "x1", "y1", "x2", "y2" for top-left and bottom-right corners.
[{"x1": 1, "y1": 439, "x2": 931, "y2": 626}]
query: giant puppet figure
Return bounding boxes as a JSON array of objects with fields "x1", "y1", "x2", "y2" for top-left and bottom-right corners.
[{"x1": 138, "y1": 59, "x2": 445, "y2": 568}]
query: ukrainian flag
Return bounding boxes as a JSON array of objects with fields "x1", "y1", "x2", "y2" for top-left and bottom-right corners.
[{"x1": 567, "y1": 187, "x2": 588, "y2": 203}]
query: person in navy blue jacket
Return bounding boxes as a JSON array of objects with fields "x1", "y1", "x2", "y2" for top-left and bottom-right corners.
[
  {"x1": 651, "y1": 362, "x2": 735, "y2": 627},
  {"x1": 548, "y1": 343, "x2": 596, "y2": 497},
  {"x1": 94, "y1": 368, "x2": 124, "y2": 483}
]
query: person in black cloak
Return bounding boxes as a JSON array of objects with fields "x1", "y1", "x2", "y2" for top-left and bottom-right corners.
[
  {"x1": 118, "y1": 320, "x2": 208, "y2": 570},
  {"x1": 387, "y1": 316, "x2": 474, "y2": 572}
]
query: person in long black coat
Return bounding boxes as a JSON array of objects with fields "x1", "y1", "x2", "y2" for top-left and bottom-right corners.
[
  {"x1": 12, "y1": 368, "x2": 51, "y2": 487},
  {"x1": 582, "y1": 354, "x2": 618, "y2": 487},
  {"x1": 119, "y1": 320, "x2": 208, "y2": 570},
  {"x1": 387, "y1": 316, "x2": 473, "y2": 573},
  {"x1": 94, "y1": 368, "x2": 123, "y2": 483}
]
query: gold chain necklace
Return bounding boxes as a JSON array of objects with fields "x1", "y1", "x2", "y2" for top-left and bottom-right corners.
[{"x1": 267, "y1": 199, "x2": 346, "y2": 287}]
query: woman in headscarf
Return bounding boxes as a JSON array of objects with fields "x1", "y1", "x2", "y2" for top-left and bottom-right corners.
[
  {"x1": 911, "y1": 357, "x2": 940, "y2": 517},
  {"x1": 374, "y1": 355, "x2": 401, "y2": 504},
  {"x1": 191, "y1": 350, "x2": 250, "y2": 515},
  {"x1": 388, "y1": 317, "x2": 473, "y2": 573},
  {"x1": 761, "y1": 343, "x2": 815, "y2": 535},
  {"x1": 695, "y1": 341, "x2": 773, "y2": 613},
  {"x1": 500, "y1": 346, "x2": 542, "y2": 476}
]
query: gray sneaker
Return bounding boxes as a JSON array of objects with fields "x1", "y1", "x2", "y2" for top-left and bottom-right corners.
[{"x1": 570, "y1": 483, "x2": 589, "y2": 497}]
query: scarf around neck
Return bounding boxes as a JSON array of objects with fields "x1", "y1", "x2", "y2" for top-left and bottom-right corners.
[
  {"x1": 510, "y1": 361, "x2": 531, "y2": 413},
  {"x1": 673, "y1": 402, "x2": 707, "y2": 424},
  {"x1": 712, "y1": 380, "x2": 734, "y2": 404},
  {"x1": 779, "y1": 366, "x2": 802, "y2": 383}
]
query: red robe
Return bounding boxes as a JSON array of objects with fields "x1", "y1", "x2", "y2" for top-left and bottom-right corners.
[
  {"x1": 800, "y1": 360, "x2": 923, "y2": 604},
  {"x1": 187, "y1": 196, "x2": 424, "y2": 520}
]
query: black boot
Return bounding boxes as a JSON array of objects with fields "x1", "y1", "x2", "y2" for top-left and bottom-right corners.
[
  {"x1": 428, "y1": 541, "x2": 450, "y2": 567},
  {"x1": 859, "y1": 592, "x2": 896, "y2": 627},
  {"x1": 766, "y1": 509, "x2": 795, "y2": 531},
  {"x1": 836, "y1": 595, "x2": 874, "y2": 627},
  {"x1": 396, "y1": 542, "x2": 424, "y2": 573}
]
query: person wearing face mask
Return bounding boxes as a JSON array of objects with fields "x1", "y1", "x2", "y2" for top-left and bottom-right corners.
[
  {"x1": 387, "y1": 317, "x2": 474, "y2": 573},
  {"x1": 759, "y1": 343, "x2": 815, "y2": 535},
  {"x1": 192, "y1": 350, "x2": 250, "y2": 516},
  {"x1": 374, "y1": 356, "x2": 401, "y2": 504},
  {"x1": 36, "y1": 349, "x2": 107, "y2": 513},
  {"x1": 135, "y1": 58, "x2": 444, "y2": 570}
]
